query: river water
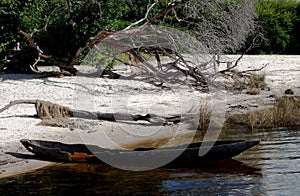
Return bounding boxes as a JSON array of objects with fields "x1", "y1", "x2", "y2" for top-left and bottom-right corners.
[{"x1": 0, "y1": 128, "x2": 300, "y2": 195}]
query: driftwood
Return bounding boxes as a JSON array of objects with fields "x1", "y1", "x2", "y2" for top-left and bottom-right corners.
[
  {"x1": 0, "y1": 100, "x2": 181, "y2": 125},
  {"x1": 97, "y1": 45, "x2": 209, "y2": 92},
  {"x1": 84, "y1": 0, "x2": 209, "y2": 92},
  {"x1": 218, "y1": 38, "x2": 269, "y2": 78}
]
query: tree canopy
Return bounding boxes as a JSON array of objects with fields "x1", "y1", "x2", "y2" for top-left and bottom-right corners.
[
  {"x1": 253, "y1": 0, "x2": 300, "y2": 54},
  {"x1": 0, "y1": 0, "x2": 299, "y2": 70}
]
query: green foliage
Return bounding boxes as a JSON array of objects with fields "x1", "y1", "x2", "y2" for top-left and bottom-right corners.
[
  {"x1": 0, "y1": 0, "x2": 21, "y2": 59},
  {"x1": 287, "y1": 1, "x2": 300, "y2": 54},
  {"x1": 253, "y1": 0, "x2": 300, "y2": 54},
  {"x1": 2, "y1": 0, "x2": 299, "y2": 66},
  {"x1": 0, "y1": 0, "x2": 152, "y2": 65}
]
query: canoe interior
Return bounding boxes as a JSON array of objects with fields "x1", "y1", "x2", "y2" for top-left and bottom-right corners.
[
  {"x1": 133, "y1": 140, "x2": 247, "y2": 151},
  {"x1": 21, "y1": 139, "x2": 248, "y2": 153},
  {"x1": 21, "y1": 139, "x2": 96, "y2": 155}
]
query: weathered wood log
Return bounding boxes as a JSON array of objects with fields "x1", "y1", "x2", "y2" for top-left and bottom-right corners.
[
  {"x1": 39, "y1": 58, "x2": 78, "y2": 76},
  {"x1": 71, "y1": 110, "x2": 181, "y2": 124},
  {"x1": 0, "y1": 100, "x2": 181, "y2": 125}
]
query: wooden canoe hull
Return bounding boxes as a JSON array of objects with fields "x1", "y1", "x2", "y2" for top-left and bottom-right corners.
[{"x1": 20, "y1": 139, "x2": 259, "y2": 166}]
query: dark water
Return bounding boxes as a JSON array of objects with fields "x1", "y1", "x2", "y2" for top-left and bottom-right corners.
[{"x1": 1, "y1": 129, "x2": 300, "y2": 195}]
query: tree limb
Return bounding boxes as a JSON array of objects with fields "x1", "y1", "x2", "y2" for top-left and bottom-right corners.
[
  {"x1": 142, "y1": 0, "x2": 188, "y2": 27},
  {"x1": 0, "y1": 100, "x2": 181, "y2": 125},
  {"x1": 0, "y1": 100, "x2": 36, "y2": 113},
  {"x1": 219, "y1": 38, "x2": 257, "y2": 74},
  {"x1": 18, "y1": 7, "x2": 59, "y2": 47},
  {"x1": 88, "y1": 0, "x2": 189, "y2": 47},
  {"x1": 123, "y1": 2, "x2": 157, "y2": 31}
]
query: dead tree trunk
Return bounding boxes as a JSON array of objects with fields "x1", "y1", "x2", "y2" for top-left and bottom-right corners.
[{"x1": 0, "y1": 100, "x2": 181, "y2": 125}]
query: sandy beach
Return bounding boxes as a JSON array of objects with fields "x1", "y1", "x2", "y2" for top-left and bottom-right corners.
[{"x1": 0, "y1": 55, "x2": 299, "y2": 178}]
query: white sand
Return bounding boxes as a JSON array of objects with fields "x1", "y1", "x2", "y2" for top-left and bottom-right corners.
[{"x1": 0, "y1": 55, "x2": 299, "y2": 177}]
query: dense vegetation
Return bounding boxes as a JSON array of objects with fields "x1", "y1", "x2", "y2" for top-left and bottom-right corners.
[
  {"x1": 253, "y1": 0, "x2": 300, "y2": 54},
  {"x1": 0, "y1": 0, "x2": 157, "y2": 65},
  {"x1": 0, "y1": 0, "x2": 299, "y2": 69}
]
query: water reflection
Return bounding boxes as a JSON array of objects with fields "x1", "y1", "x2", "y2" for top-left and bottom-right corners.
[
  {"x1": 0, "y1": 129, "x2": 300, "y2": 195},
  {"x1": 0, "y1": 160, "x2": 261, "y2": 195},
  {"x1": 224, "y1": 128, "x2": 300, "y2": 196}
]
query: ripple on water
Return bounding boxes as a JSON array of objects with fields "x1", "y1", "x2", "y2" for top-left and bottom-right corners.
[{"x1": 0, "y1": 129, "x2": 299, "y2": 195}]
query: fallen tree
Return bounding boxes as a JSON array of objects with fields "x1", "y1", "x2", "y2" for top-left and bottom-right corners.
[
  {"x1": 83, "y1": 0, "x2": 261, "y2": 92},
  {"x1": 2, "y1": 0, "x2": 264, "y2": 92},
  {"x1": 0, "y1": 100, "x2": 182, "y2": 125}
]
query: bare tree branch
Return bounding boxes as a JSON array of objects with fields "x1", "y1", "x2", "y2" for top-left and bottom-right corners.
[
  {"x1": 18, "y1": 7, "x2": 59, "y2": 47},
  {"x1": 219, "y1": 36, "x2": 261, "y2": 75},
  {"x1": 124, "y1": 2, "x2": 157, "y2": 31},
  {"x1": 84, "y1": 0, "x2": 258, "y2": 92},
  {"x1": 0, "y1": 100, "x2": 36, "y2": 113},
  {"x1": 172, "y1": 0, "x2": 257, "y2": 54},
  {"x1": 142, "y1": 0, "x2": 188, "y2": 28}
]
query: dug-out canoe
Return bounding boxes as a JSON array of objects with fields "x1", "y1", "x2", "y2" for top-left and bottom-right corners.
[{"x1": 20, "y1": 139, "x2": 259, "y2": 167}]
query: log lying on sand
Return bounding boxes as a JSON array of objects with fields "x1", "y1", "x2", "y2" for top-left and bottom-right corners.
[{"x1": 0, "y1": 100, "x2": 181, "y2": 125}]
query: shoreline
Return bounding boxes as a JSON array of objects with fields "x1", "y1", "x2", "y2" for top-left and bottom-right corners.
[{"x1": 0, "y1": 55, "x2": 299, "y2": 178}]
